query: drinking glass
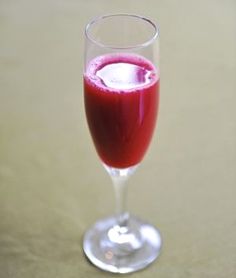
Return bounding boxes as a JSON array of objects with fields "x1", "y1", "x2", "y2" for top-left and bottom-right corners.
[{"x1": 83, "y1": 14, "x2": 161, "y2": 273}]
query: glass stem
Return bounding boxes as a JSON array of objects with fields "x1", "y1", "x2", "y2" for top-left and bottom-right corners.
[{"x1": 111, "y1": 175, "x2": 129, "y2": 228}]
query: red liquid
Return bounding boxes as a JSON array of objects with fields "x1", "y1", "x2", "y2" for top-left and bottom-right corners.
[{"x1": 84, "y1": 54, "x2": 159, "y2": 169}]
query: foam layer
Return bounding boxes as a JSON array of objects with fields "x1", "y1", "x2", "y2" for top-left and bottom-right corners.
[{"x1": 85, "y1": 53, "x2": 158, "y2": 93}]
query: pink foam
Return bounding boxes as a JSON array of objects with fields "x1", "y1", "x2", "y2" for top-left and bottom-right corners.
[{"x1": 84, "y1": 53, "x2": 159, "y2": 93}]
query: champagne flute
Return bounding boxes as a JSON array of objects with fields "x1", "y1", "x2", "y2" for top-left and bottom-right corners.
[{"x1": 83, "y1": 14, "x2": 161, "y2": 273}]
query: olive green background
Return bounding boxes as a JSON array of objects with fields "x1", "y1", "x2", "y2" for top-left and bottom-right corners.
[{"x1": 0, "y1": 0, "x2": 235, "y2": 277}]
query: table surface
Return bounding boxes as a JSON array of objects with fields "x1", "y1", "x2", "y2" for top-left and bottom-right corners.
[{"x1": 1, "y1": 0, "x2": 236, "y2": 277}]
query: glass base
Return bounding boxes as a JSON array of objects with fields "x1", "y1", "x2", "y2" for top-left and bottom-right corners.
[{"x1": 83, "y1": 215, "x2": 162, "y2": 273}]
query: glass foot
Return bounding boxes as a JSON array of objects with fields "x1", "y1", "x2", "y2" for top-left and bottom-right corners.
[{"x1": 83, "y1": 216, "x2": 162, "y2": 273}]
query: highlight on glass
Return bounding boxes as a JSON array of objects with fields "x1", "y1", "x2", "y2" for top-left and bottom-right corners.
[{"x1": 83, "y1": 14, "x2": 161, "y2": 273}]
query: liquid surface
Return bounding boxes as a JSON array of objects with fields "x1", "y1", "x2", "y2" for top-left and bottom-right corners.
[
  {"x1": 84, "y1": 53, "x2": 160, "y2": 168},
  {"x1": 96, "y1": 62, "x2": 153, "y2": 90}
]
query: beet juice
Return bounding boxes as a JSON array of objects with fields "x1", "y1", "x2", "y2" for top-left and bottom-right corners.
[{"x1": 84, "y1": 53, "x2": 159, "y2": 169}]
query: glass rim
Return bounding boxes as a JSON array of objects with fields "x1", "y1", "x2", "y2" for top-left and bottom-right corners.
[{"x1": 85, "y1": 13, "x2": 159, "y2": 50}]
